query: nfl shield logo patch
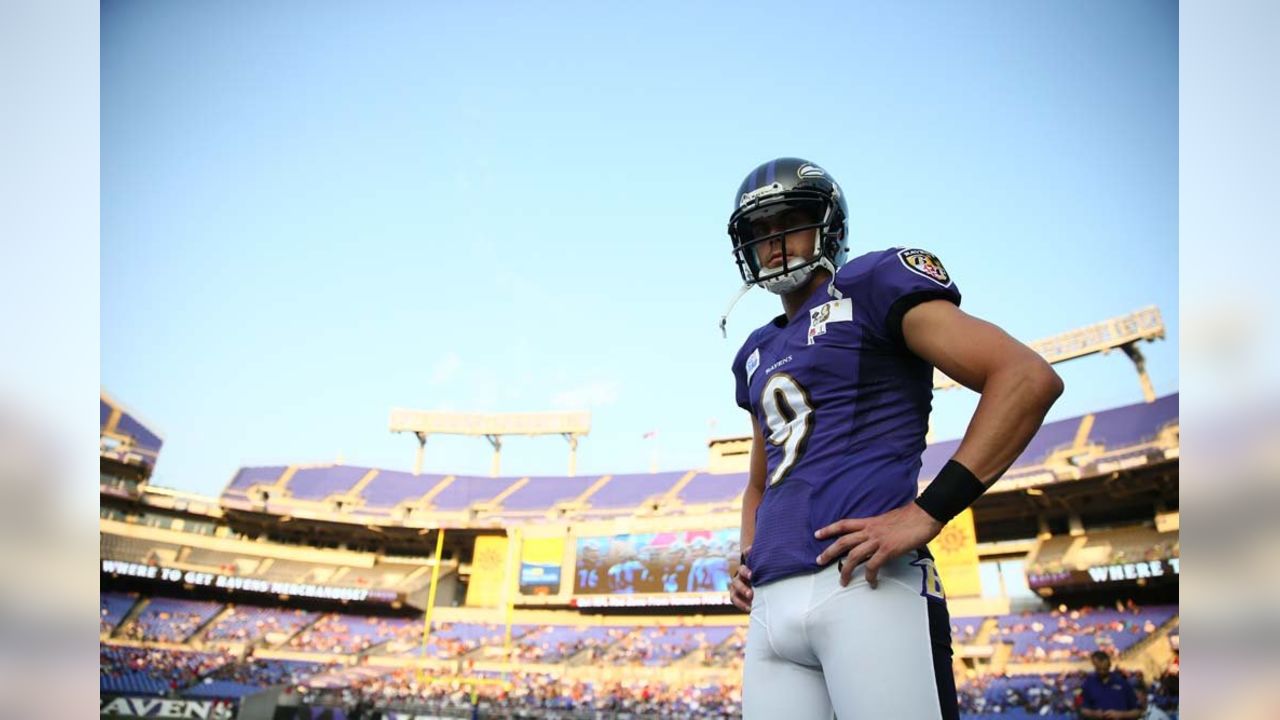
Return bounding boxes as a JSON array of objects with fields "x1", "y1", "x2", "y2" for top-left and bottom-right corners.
[{"x1": 898, "y1": 248, "x2": 952, "y2": 287}]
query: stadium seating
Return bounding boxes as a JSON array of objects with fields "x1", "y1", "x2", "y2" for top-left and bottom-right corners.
[
  {"x1": 702, "y1": 626, "x2": 747, "y2": 667},
  {"x1": 204, "y1": 605, "x2": 318, "y2": 644},
  {"x1": 952, "y1": 615, "x2": 986, "y2": 644},
  {"x1": 223, "y1": 465, "x2": 289, "y2": 496},
  {"x1": 286, "y1": 466, "x2": 369, "y2": 501},
  {"x1": 1009, "y1": 415, "x2": 1082, "y2": 469},
  {"x1": 100, "y1": 645, "x2": 231, "y2": 696},
  {"x1": 512, "y1": 625, "x2": 633, "y2": 663},
  {"x1": 404, "y1": 621, "x2": 538, "y2": 659},
  {"x1": 588, "y1": 471, "x2": 685, "y2": 511},
  {"x1": 101, "y1": 591, "x2": 138, "y2": 634},
  {"x1": 358, "y1": 469, "x2": 443, "y2": 508},
  {"x1": 995, "y1": 605, "x2": 1177, "y2": 661},
  {"x1": 184, "y1": 659, "x2": 333, "y2": 698},
  {"x1": 500, "y1": 475, "x2": 598, "y2": 512},
  {"x1": 427, "y1": 474, "x2": 519, "y2": 511},
  {"x1": 676, "y1": 472, "x2": 746, "y2": 506},
  {"x1": 215, "y1": 394, "x2": 1178, "y2": 524},
  {"x1": 1088, "y1": 393, "x2": 1178, "y2": 449},
  {"x1": 113, "y1": 411, "x2": 164, "y2": 456},
  {"x1": 121, "y1": 598, "x2": 224, "y2": 643},
  {"x1": 287, "y1": 613, "x2": 418, "y2": 654}
]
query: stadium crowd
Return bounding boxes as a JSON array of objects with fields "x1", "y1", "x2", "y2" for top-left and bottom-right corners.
[
  {"x1": 297, "y1": 670, "x2": 743, "y2": 719},
  {"x1": 955, "y1": 667, "x2": 1180, "y2": 717},
  {"x1": 100, "y1": 645, "x2": 235, "y2": 695}
]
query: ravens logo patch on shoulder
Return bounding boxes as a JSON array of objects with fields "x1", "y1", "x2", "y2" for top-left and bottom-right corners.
[{"x1": 897, "y1": 248, "x2": 951, "y2": 287}]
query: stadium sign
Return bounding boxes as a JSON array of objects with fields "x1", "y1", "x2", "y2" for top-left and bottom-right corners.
[
  {"x1": 1028, "y1": 558, "x2": 1180, "y2": 590},
  {"x1": 1086, "y1": 558, "x2": 1180, "y2": 583},
  {"x1": 101, "y1": 559, "x2": 397, "y2": 603},
  {"x1": 100, "y1": 696, "x2": 235, "y2": 719},
  {"x1": 572, "y1": 592, "x2": 732, "y2": 608}
]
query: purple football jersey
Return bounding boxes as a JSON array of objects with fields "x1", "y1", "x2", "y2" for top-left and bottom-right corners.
[{"x1": 731, "y1": 247, "x2": 962, "y2": 586}]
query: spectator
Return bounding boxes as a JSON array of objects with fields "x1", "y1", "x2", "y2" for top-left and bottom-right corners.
[{"x1": 1080, "y1": 650, "x2": 1143, "y2": 719}]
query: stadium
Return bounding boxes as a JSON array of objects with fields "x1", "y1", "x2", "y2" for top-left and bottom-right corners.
[{"x1": 99, "y1": 310, "x2": 1179, "y2": 720}]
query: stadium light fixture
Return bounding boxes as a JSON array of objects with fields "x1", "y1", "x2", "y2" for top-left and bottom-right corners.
[
  {"x1": 934, "y1": 305, "x2": 1166, "y2": 402},
  {"x1": 389, "y1": 409, "x2": 591, "y2": 477}
]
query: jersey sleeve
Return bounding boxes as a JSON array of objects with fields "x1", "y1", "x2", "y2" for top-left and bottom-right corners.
[
  {"x1": 866, "y1": 248, "x2": 962, "y2": 348},
  {"x1": 730, "y1": 338, "x2": 756, "y2": 412}
]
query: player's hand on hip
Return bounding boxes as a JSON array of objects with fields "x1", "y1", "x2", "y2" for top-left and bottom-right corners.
[
  {"x1": 729, "y1": 547, "x2": 754, "y2": 612},
  {"x1": 814, "y1": 503, "x2": 944, "y2": 588}
]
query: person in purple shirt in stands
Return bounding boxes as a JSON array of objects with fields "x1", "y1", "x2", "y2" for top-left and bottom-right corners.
[
  {"x1": 1080, "y1": 650, "x2": 1144, "y2": 719},
  {"x1": 721, "y1": 158, "x2": 1064, "y2": 720}
]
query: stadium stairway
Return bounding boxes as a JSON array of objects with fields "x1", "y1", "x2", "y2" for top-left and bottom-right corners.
[
  {"x1": 1122, "y1": 615, "x2": 1179, "y2": 680},
  {"x1": 111, "y1": 596, "x2": 152, "y2": 640},
  {"x1": 266, "y1": 613, "x2": 325, "y2": 651},
  {"x1": 976, "y1": 617, "x2": 999, "y2": 645},
  {"x1": 989, "y1": 641, "x2": 1014, "y2": 675},
  {"x1": 564, "y1": 628, "x2": 638, "y2": 667},
  {"x1": 183, "y1": 606, "x2": 229, "y2": 646},
  {"x1": 102, "y1": 594, "x2": 143, "y2": 639},
  {"x1": 190, "y1": 606, "x2": 236, "y2": 650}
]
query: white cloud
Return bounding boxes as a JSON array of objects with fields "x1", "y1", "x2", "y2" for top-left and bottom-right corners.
[
  {"x1": 430, "y1": 352, "x2": 462, "y2": 386},
  {"x1": 550, "y1": 380, "x2": 620, "y2": 411}
]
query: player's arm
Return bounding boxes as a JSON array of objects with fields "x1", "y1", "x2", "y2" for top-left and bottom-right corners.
[
  {"x1": 905, "y1": 300, "x2": 1064, "y2": 485},
  {"x1": 730, "y1": 416, "x2": 766, "y2": 611},
  {"x1": 816, "y1": 300, "x2": 1062, "y2": 588}
]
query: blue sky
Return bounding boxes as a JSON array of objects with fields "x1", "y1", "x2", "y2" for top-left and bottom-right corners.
[{"x1": 102, "y1": 0, "x2": 1177, "y2": 497}]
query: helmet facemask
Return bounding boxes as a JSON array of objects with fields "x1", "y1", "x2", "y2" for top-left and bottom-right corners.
[{"x1": 730, "y1": 195, "x2": 839, "y2": 295}]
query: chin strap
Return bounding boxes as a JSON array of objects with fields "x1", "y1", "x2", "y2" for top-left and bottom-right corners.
[
  {"x1": 718, "y1": 283, "x2": 753, "y2": 338},
  {"x1": 822, "y1": 257, "x2": 843, "y2": 299}
]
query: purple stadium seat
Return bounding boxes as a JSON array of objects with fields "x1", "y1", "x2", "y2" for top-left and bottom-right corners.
[
  {"x1": 677, "y1": 473, "x2": 746, "y2": 504},
  {"x1": 588, "y1": 472, "x2": 686, "y2": 509},
  {"x1": 100, "y1": 592, "x2": 138, "y2": 634},
  {"x1": 286, "y1": 466, "x2": 368, "y2": 501},
  {"x1": 1008, "y1": 415, "x2": 1081, "y2": 470},
  {"x1": 359, "y1": 469, "x2": 444, "y2": 508},
  {"x1": 429, "y1": 475, "x2": 520, "y2": 511},
  {"x1": 225, "y1": 466, "x2": 288, "y2": 493},
  {"x1": 125, "y1": 598, "x2": 224, "y2": 643},
  {"x1": 204, "y1": 606, "x2": 318, "y2": 643},
  {"x1": 1088, "y1": 393, "x2": 1179, "y2": 450},
  {"x1": 114, "y1": 411, "x2": 164, "y2": 455},
  {"x1": 500, "y1": 476, "x2": 598, "y2": 511}
]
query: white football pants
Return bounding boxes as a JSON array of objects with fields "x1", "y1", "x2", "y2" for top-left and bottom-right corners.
[{"x1": 742, "y1": 548, "x2": 959, "y2": 720}]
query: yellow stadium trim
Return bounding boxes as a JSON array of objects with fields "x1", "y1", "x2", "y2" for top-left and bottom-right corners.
[
  {"x1": 106, "y1": 407, "x2": 122, "y2": 434},
  {"x1": 487, "y1": 477, "x2": 529, "y2": 507},
  {"x1": 418, "y1": 475, "x2": 455, "y2": 506},
  {"x1": 1074, "y1": 413, "x2": 1096, "y2": 449},
  {"x1": 658, "y1": 470, "x2": 700, "y2": 505},
  {"x1": 573, "y1": 474, "x2": 612, "y2": 504},
  {"x1": 349, "y1": 468, "x2": 381, "y2": 495}
]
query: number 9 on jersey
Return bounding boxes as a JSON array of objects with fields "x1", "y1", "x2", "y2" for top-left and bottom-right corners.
[{"x1": 760, "y1": 373, "x2": 814, "y2": 486}]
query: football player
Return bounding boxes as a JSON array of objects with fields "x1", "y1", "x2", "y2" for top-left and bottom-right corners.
[{"x1": 723, "y1": 157, "x2": 1063, "y2": 719}]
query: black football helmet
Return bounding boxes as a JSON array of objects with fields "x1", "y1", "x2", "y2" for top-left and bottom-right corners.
[{"x1": 727, "y1": 157, "x2": 849, "y2": 294}]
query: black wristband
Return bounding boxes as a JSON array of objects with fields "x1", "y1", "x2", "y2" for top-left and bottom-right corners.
[{"x1": 914, "y1": 459, "x2": 986, "y2": 524}]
